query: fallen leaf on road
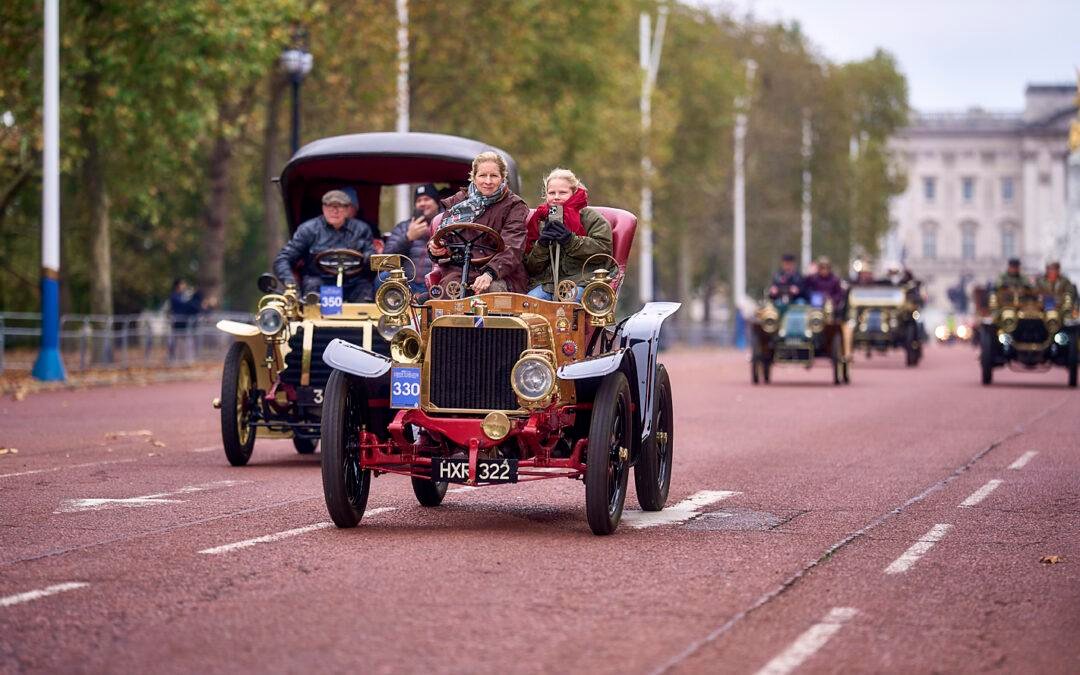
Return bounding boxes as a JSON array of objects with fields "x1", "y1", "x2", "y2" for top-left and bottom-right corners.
[
  {"x1": 151, "y1": 441, "x2": 166, "y2": 448},
  {"x1": 9, "y1": 448, "x2": 17, "y2": 454},
  {"x1": 1040, "y1": 555, "x2": 1065, "y2": 565},
  {"x1": 0, "y1": 448, "x2": 9, "y2": 455},
  {"x1": 12, "y1": 387, "x2": 27, "y2": 401}
]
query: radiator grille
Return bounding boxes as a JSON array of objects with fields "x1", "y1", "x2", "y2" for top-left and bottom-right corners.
[
  {"x1": 428, "y1": 325, "x2": 527, "y2": 411},
  {"x1": 1013, "y1": 318, "x2": 1048, "y2": 344}
]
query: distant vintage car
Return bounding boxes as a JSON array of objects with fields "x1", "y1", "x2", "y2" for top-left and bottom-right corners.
[
  {"x1": 319, "y1": 207, "x2": 679, "y2": 536},
  {"x1": 751, "y1": 291, "x2": 850, "y2": 385},
  {"x1": 213, "y1": 132, "x2": 519, "y2": 466},
  {"x1": 847, "y1": 284, "x2": 924, "y2": 365},
  {"x1": 979, "y1": 285, "x2": 1078, "y2": 386}
]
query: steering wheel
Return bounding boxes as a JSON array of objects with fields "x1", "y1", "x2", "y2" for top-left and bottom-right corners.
[
  {"x1": 430, "y1": 222, "x2": 505, "y2": 267},
  {"x1": 314, "y1": 248, "x2": 366, "y2": 278}
]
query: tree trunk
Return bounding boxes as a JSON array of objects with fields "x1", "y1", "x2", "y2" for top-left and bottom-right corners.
[
  {"x1": 677, "y1": 232, "x2": 692, "y2": 326},
  {"x1": 200, "y1": 132, "x2": 233, "y2": 307},
  {"x1": 262, "y1": 72, "x2": 287, "y2": 266}
]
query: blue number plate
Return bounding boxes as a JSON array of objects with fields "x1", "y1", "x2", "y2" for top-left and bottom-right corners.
[
  {"x1": 810, "y1": 292, "x2": 824, "y2": 308},
  {"x1": 320, "y1": 285, "x2": 343, "y2": 315},
  {"x1": 390, "y1": 366, "x2": 421, "y2": 409},
  {"x1": 1044, "y1": 297, "x2": 1056, "y2": 310}
]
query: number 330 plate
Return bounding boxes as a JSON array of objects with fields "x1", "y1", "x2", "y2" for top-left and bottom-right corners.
[{"x1": 390, "y1": 365, "x2": 421, "y2": 409}]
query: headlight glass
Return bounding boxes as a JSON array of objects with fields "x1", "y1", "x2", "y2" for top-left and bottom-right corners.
[
  {"x1": 256, "y1": 306, "x2": 285, "y2": 336},
  {"x1": 376, "y1": 282, "x2": 410, "y2": 317},
  {"x1": 378, "y1": 314, "x2": 403, "y2": 340},
  {"x1": 807, "y1": 311, "x2": 824, "y2": 333},
  {"x1": 511, "y1": 357, "x2": 555, "y2": 401},
  {"x1": 582, "y1": 283, "x2": 615, "y2": 317}
]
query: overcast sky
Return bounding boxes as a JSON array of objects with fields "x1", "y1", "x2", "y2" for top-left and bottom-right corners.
[{"x1": 712, "y1": 0, "x2": 1080, "y2": 111}]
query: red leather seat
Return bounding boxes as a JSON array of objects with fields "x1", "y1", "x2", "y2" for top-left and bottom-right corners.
[{"x1": 424, "y1": 207, "x2": 637, "y2": 290}]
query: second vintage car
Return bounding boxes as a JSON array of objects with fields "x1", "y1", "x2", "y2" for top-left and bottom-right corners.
[
  {"x1": 847, "y1": 284, "x2": 924, "y2": 366},
  {"x1": 751, "y1": 292, "x2": 850, "y2": 385},
  {"x1": 979, "y1": 284, "x2": 1078, "y2": 386}
]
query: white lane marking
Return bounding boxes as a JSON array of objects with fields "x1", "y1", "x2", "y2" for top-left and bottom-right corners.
[
  {"x1": 0, "y1": 458, "x2": 139, "y2": 480},
  {"x1": 448, "y1": 486, "x2": 479, "y2": 493},
  {"x1": 959, "y1": 479, "x2": 1003, "y2": 508},
  {"x1": 55, "y1": 480, "x2": 243, "y2": 513},
  {"x1": 884, "y1": 523, "x2": 952, "y2": 575},
  {"x1": 0, "y1": 582, "x2": 89, "y2": 608},
  {"x1": 1008, "y1": 451, "x2": 1038, "y2": 470},
  {"x1": 755, "y1": 607, "x2": 859, "y2": 675},
  {"x1": 622, "y1": 490, "x2": 739, "y2": 529},
  {"x1": 198, "y1": 508, "x2": 395, "y2": 555},
  {"x1": 190, "y1": 446, "x2": 221, "y2": 453}
]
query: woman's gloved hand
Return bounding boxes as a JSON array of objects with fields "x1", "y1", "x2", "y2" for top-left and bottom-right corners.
[{"x1": 540, "y1": 220, "x2": 572, "y2": 245}]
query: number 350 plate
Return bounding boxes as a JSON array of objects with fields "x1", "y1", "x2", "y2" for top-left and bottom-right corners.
[{"x1": 431, "y1": 458, "x2": 518, "y2": 484}]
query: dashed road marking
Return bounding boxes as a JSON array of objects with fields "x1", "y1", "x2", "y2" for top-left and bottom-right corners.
[
  {"x1": 198, "y1": 507, "x2": 395, "y2": 555},
  {"x1": 55, "y1": 480, "x2": 243, "y2": 513},
  {"x1": 884, "y1": 523, "x2": 952, "y2": 574},
  {"x1": 0, "y1": 582, "x2": 88, "y2": 608},
  {"x1": 622, "y1": 490, "x2": 739, "y2": 529},
  {"x1": 959, "y1": 479, "x2": 1002, "y2": 508},
  {"x1": 754, "y1": 607, "x2": 859, "y2": 675},
  {"x1": 190, "y1": 446, "x2": 221, "y2": 453},
  {"x1": 448, "y1": 486, "x2": 480, "y2": 493},
  {"x1": 0, "y1": 458, "x2": 139, "y2": 480},
  {"x1": 1008, "y1": 451, "x2": 1038, "y2": 470}
]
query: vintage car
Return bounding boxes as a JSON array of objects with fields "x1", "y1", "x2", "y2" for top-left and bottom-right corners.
[
  {"x1": 751, "y1": 291, "x2": 850, "y2": 385},
  {"x1": 318, "y1": 208, "x2": 679, "y2": 536},
  {"x1": 979, "y1": 285, "x2": 1078, "y2": 386},
  {"x1": 213, "y1": 132, "x2": 519, "y2": 466},
  {"x1": 847, "y1": 284, "x2": 924, "y2": 365}
]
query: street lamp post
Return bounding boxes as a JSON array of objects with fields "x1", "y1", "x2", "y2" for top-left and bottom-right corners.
[{"x1": 280, "y1": 37, "x2": 313, "y2": 156}]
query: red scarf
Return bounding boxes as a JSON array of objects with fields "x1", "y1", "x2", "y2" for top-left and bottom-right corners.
[{"x1": 526, "y1": 188, "x2": 589, "y2": 247}]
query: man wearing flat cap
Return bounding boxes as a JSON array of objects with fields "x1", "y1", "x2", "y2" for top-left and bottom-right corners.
[
  {"x1": 996, "y1": 257, "x2": 1027, "y2": 290},
  {"x1": 273, "y1": 189, "x2": 377, "y2": 301},
  {"x1": 768, "y1": 253, "x2": 803, "y2": 303},
  {"x1": 383, "y1": 183, "x2": 442, "y2": 292}
]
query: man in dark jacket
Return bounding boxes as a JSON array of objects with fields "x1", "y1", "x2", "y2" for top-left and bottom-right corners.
[
  {"x1": 768, "y1": 253, "x2": 803, "y2": 302},
  {"x1": 383, "y1": 183, "x2": 441, "y2": 292},
  {"x1": 273, "y1": 189, "x2": 377, "y2": 301}
]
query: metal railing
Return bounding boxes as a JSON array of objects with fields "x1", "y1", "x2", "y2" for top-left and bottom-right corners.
[{"x1": 0, "y1": 310, "x2": 251, "y2": 375}]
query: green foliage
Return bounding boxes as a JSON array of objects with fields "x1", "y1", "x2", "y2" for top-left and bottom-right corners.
[{"x1": 0, "y1": 0, "x2": 908, "y2": 315}]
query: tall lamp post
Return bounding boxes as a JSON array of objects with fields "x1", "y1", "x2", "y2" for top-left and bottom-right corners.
[
  {"x1": 280, "y1": 36, "x2": 313, "y2": 156},
  {"x1": 732, "y1": 59, "x2": 756, "y2": 348}
]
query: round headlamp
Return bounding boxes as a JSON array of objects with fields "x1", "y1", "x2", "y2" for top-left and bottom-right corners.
[
  {"x1": 581, "y1": 282, "x2": 615, "y2": 318},
  {"x1": 375, "y1": 281, "x2": 410, "y2": 317},
  {"x1": 511, "y1": 356, "x2": 555, "y2": 402},
  {"x1": 256, "y1": 306, "x2": 285, "y2": 336},
  {"x1": 378, "y1": 314, "x2": 404, "y2": 340},
  {"x1": 999, "y1": 308, "x2": 1018, "y2": 333},
  {"x1": 1045, "y1": 310, "x2": 1061, "y2": 335},
  {"x1": 807, "y1": 310, "x2": 825, "y2": 334}
]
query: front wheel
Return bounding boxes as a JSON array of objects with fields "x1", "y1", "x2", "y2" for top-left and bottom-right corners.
[
  {"x1": 1067, "y1": 331, "x2": 1078, "y2": 388},
  {"x1": 585, "y1": 371, "x2": 633, "y2": 535},
  {"x1": 635, "y1": 365, "x2": 673, "y2": 511},
  {"x1": 831, "y1": 333, "x2": 843, "y2": 386},
  {"x1": 220, "y1": 342, "x2": 257, "y2": 466},
  {"x1": 321, "y1": 370, "x2": 371, "y2": 528},
  {"x1": 980, "y1": 329, "x2": 995, "y2": 386},
  {"x1": 411, "y1": 477, "x2": 449, "y2": 506}
]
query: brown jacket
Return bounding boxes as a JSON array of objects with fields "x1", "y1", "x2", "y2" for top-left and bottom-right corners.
[{"x1": 435, "y1": 188, "x2": 529, "y2": 292}]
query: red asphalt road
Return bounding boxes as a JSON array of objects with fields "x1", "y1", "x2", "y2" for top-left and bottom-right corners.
[{"x1": 0, "y1": 345, "x2": 1077, "y2": 674}]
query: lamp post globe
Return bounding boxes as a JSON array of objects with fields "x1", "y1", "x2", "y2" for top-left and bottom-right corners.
[{"x1": 280, "y1": 45, "x2": 313, "y2": 155}]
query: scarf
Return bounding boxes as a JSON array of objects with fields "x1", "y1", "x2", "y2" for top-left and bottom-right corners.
[
  {"x1": 525, "y1": 187, "x2": 589, "y2": 247},
  {"x1": 440, "y1": 181, "x2": 508, "y2": 228}
]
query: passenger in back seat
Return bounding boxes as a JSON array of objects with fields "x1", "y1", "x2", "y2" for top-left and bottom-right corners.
[{"x1": 523, "y1": 168, "x2": 612, "y2": 301}]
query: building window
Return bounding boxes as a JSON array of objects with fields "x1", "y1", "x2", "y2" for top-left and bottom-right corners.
[
  {"x1": 922, "y1": 228, "x2": 937, "y2": 259},
  {"x1": 1001, "y1": 177, "x2": 1014, "y2": 203},
  {"x1": 1001, "y1": 226, "x2": 1017, "y2": 259},
  {"x1": 961, "y1": 222, "x2": 977, "y2": 260},
  {"x1": 923, "y1": 176, "x2": 936, "y2": 203},
  {"x1": 961, "y1": 177, "x2": 975, "y2": 203}
]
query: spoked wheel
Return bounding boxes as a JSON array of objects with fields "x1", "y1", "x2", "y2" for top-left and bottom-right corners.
[
  {"x1": 585, "y1": 371, "x2": 633, "y2": 535},
  {"x1": 221, "y1": 342, "x2": 257, "y2": 466},
  {"x1": 904, "y1": 323, "x2": 921, "y2": 367},
  {"x1": 635, "y1": 364, "x2": 673, "y2": 511},
  {"x1": 293, "y1": 437, "x2": 318, "y2": 454},
  {"x1": 411, "y1": 476, "x2": 449, "y2": 506},
  {"x1": 831, "y1": 334, "x2": 843, "y2": 386},
  {"x1": 321, "y1": 370, "x2": 371, "y2": 528},
  {"x1": 979, "y1": 329, "x2": 995, "y2": 386}
]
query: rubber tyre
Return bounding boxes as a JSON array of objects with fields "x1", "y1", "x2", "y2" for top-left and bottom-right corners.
[
  {"x1": 320, "y1": 370, "x2": 371, "y2": 528},
  {"x1": 1067, "y1": 332, "x2": 1078, "y2": 388},
  {"x1": 635, "y1": 364, "x2": 673, "y2": 511},
  {"x1": 221, "y1": 342, "x2": 257, "y2": 466},
  {"x1": 411, "y1": 476, "x2": 449, "y2": 506},
  {"x1": 842, "y1": 359, "x2": 850, "y2": 384},
  {"x1": 585, "y1": 371, "x2": 633, "y2": 536},
  {"x1": 904, "y1": 323, "x2": 920, "y2": 367},
  {"x1": 293, "y1": 437, "x2": 318, "y2": 454},
  {"x1": 831, "y1": 334, "x2": 843, "y2": 385},
  {"x1": 979, "y1": 329, "x2": 994, "y2": 386},
  {"x1": 751, "y1": 340, "x2": 760, "y2": 384}
]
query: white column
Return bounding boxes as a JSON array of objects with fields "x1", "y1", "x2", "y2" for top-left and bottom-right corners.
[
  {"x1": 638, "y1": 7, "x2": 667, "y2": 304},
  {"x1": 394, "y1": 0, "x2": 411, "y2": 224},
  {"x1": 43, "y1": 0, "x2": 60, "y2": 273},
  {"x1": 733, "y1": 60, "x2": 756, "y2": 310},
  {"x1": 800, "y1": 108, "x2": 812, "y2": 271}
]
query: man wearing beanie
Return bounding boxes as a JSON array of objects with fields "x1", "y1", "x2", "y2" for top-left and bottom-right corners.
[{"x1": 383, "y1": 183, "x2": 442, "y2": 292}]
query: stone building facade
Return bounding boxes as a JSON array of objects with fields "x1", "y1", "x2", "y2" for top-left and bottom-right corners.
[{"x1": 884, "y1": 84, "x2": 1077, "y2": 310}]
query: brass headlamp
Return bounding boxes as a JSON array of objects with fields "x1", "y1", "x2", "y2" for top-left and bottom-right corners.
[
  {"x1": 582, "y1": 268, "x2": 617, "y2": 327},
  {"x1": 371, "y1": 254, "x2": 413, "y2": 325}
]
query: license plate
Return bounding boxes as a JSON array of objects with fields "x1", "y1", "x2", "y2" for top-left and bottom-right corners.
[
  {"x1": 1044, "y1": 297, "x2": 1056, "y2": 310},
  {"x1": 810, "y1": 292, "x2": 824, "y2": 307},
  {"x1": 320, "y1": 285, "x2": 343, "y2": 315},
  {"x1": 390, "y1": 365, "x2": 421, "y2": 408},
  {"x1": 430, "y1": 458, "x2": 518, "y2": 484}
]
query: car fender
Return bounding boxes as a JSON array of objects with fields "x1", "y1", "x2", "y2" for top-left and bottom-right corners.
[
  {"x1": 323, "y1": 338, "x2": 392, "y2": 378},
  {"x1": 618, "y1": 302, "x2": 680, "y2": 445},
  {"x1": 557, "y1": 350, "x2": 626, "y2": 380},
  {"x1": 216, "y1": 319, "x2": 261, "y2": 337}
]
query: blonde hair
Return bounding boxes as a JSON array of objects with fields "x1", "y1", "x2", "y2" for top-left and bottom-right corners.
[
  {"x1": 470, "y1": 151, "x2": 508, "y2": 182},
  {"x1": 542, "y1": 168, "x2": 583, "y2": 195}
]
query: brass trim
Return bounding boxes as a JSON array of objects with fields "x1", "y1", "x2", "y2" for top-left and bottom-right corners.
[
  {"x1": 300, "y1": 320, "x2": 314, "y2": 386},
  {"x1": 510, "y1": 352, "x2": 557, "y2": 405}
]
